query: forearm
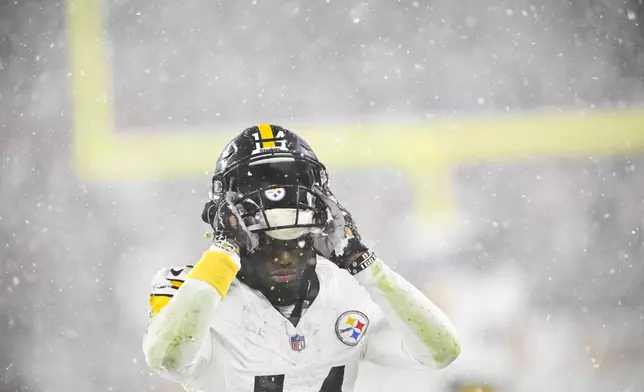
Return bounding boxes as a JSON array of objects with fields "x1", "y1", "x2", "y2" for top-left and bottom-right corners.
[
  {"x1": 143, "y1": 279, "x2": 220, "y2": 380},
  {"x1": 142, "y1": 249, "x2": 239, "y2": 381},
  {"x1": 355, "y1": 258, "x2": 461, "y2": 368}
]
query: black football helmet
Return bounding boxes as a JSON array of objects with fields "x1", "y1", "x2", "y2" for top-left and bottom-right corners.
[{"x1": 204, "y1": 124, "x2": 330, "y2": 239}]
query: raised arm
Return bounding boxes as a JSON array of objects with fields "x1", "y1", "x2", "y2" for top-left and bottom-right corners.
[
  {"x1": 310, "y1": 185, "x2": 460, "y2": 370},
  {"x1": 355, "y1": 255, "x2": 460, "y2": 369},
  {"x1": 143, "y1": 191, "x2": 258, "y2": 383},
  {"x1": 142, "y1": 246, "x2": 240, "y2": 383}
]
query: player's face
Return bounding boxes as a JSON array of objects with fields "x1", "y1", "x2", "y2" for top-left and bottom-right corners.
[{"x1": 252, "y1": 235, "x2": 315, "y2": 285}]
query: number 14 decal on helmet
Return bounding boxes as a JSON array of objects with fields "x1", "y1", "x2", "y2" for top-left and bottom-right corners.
[
  {"x1": 251, "y1": 124, "x2": 289, "y2": 155},
  {"x1": 253, "y1": 365, "x2": 345, "y2": 392}
]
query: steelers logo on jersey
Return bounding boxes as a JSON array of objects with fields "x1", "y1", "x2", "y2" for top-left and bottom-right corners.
[{"x1": 335, "y1": 310, "x2": 369, "y2": 346}]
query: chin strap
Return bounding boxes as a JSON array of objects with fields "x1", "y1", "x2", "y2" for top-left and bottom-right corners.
[{"x1": 287, "y1": 263, "x2": 319, "y2": 327}]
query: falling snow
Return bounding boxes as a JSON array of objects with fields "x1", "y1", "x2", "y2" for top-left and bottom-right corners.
[{"x1": 2, "y1": 1, "x2": 644, "y2": 392}]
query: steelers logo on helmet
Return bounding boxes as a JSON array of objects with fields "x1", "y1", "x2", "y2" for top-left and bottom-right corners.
[
  {"x1": 264, "y1": 187, "x2": 286, "y2": 202},
  {"x1": 335, "y1": 310, "x2": 369, "y2": 346}
]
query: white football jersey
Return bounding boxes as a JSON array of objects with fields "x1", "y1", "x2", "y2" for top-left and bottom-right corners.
[{"x1": 145, "y1": 257, "x2": 460, "y2": 392}]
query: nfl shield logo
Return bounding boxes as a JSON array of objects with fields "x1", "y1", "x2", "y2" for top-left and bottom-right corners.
[{"x1": 290, "y1": 334, "x2": 306, "y2": 351}]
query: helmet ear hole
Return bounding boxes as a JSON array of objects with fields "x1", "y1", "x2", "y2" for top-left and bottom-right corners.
[
  {"x1": 212, "y1": 180, "x2": 223, "y2": 194},
  {"x1": 210, "y1": 179, "x2": 224, "y2": 201}
]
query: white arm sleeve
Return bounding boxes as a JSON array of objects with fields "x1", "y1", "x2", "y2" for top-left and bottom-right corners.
[
  {"x1": 143, "y1": 273, "x2": 221, "y2": 384},
  {"x1": 356, "y1": 259, "x2": 461, "y2": 369}
]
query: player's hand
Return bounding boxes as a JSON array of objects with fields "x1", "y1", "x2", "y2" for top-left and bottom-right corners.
[
  {"x1": 203, "y1": 191, "x2": 260, "y2": 254},
  {"x1": 310, "y1": 185, "x2": 369, "y2": 268}
]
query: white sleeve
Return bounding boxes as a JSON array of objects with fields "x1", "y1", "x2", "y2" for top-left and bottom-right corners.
[
  {"x1": 356, "y1": 259, "x2": 461, "y2": 370},
  {"x1": 142, "y1": 267, "x2": 221, "y2": 384}
]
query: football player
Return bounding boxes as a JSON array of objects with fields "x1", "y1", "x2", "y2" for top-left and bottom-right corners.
[{"x1": 142, "y1": 124, "x2": 461, "y2": 392}]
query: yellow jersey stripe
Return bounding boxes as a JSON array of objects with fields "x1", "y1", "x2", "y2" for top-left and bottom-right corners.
[
  {"x1": 258, "y1": 124, "x2": 276, "y2": 148},
  {"x1": 149, "y1": 295, "x2": 171, "y2": 314},
  {"x1": 169, "y1": 279, "x2": 183, "y2": 288}
]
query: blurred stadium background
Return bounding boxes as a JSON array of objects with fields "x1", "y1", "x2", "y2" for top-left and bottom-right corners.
[{"x1": 2, "y1": 0, "x2": 644, "y2": 391}]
